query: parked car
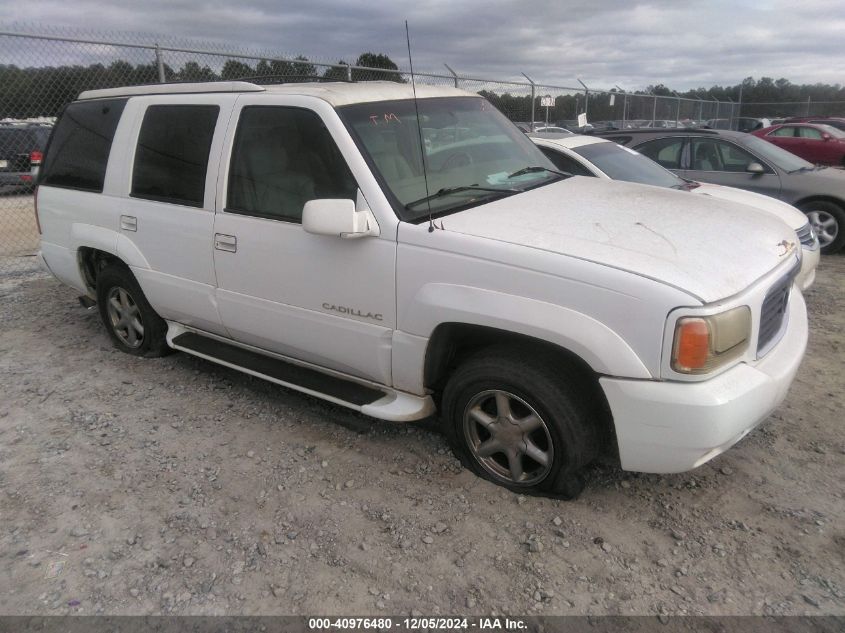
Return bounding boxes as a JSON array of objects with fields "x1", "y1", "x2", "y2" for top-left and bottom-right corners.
[
  {"x1": 513, "y1": 121, "x2": 549, "y2": 133},
  {"x1": 596, "y1": 128, "x2": 845, "y2": 253},
  {"x1": 531, "y1": 126, "x2": 574, "y2": 135},
  {"x1": 37, "y1": 81, "x2": 807, "y2": 497},
  {"x1": 784, "y1": 116, "x2": 845, "y2": 132},
  {"x1": 555, "y1": 120, "x2": 594, "y2": 133},
  {"x1": 0, "y1": 122, "x2": 51, "y2": 194},
  {"x1": 752, "y1": 123, "x2": 845, "y2": 167},
  {"x1": 643, "y1": 120, "x2": 680, "y2": 129},
  {"x1": 705, "y1": 117, "x2": 770, "y2": 132},
  {"x1": 583, "y1": 120, "x2": 621, "y2": 132},
  {"x1": 530, "y1": 134, "x2": 819, "y2": 290}
]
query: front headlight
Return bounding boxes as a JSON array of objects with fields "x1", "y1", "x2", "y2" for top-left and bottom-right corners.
[{"x1": 671, "y1": 306, "x2": 751, "y2": 374}]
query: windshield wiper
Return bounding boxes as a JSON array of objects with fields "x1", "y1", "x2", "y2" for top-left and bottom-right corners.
[
  {"x1": 405, "y1": 185, "x2": 521, "y2": 209},
  {"x1": 507, "y1": 165, "x2": 572, "y2": 179}
]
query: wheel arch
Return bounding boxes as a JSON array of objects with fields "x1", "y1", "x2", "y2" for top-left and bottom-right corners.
[
  {"x1": 424, "y1": 322, "x2": 601, "y2": 393},
  {"x1": 793, "y1": 195, "x2": 845, "y2": 212},
  {"x1": 76, "y1": 246, "x2": 127, "y2": 295}
]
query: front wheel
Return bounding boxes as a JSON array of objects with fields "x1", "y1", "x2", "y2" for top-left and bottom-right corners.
[
  {"x1": 441, "y1": 346, "x2": 602, "y2": 499},
  {"x1": 800, "y1": 200, "x2": 845, "y2": 254},
  {"x1": 96, "y1": 264, "x2": 171, "y2": 357}
]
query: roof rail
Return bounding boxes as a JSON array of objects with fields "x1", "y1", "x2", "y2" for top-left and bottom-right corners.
[{"x1": 78, "y1": 81, "x2": 265, "y2": 101}]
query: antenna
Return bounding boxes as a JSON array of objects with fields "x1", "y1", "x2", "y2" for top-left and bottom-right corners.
[{"x1": 405, "y1": 21, "x2": 435, "y2": 232}]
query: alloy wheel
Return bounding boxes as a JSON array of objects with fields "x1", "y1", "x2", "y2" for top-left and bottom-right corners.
[
  {"x1": 463, "y1": 390, "x2": 554, "y2": 486},
  {"x1": 806, "y1": 209, "x2": 838, "y2": 248},
  {"x1": 106, "y1": 286, "x2": 145, "y2": 349}
]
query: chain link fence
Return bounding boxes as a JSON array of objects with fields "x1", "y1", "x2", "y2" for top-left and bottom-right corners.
[{"x1": 1, "y1": 25, "x2": 840, "y2": 273}]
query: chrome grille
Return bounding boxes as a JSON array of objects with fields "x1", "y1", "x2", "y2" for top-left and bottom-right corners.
[
  {"x1": 757, "y1": 261, "x2": 799, "y2": 357},
  {"x1": 795, "y1": 222, "x2": 818, "y2": 249}
]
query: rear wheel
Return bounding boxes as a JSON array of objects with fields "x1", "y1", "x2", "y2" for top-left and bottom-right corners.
[
  {"x1": 96, "y1": 264, "x2": 170, "y2": 357},
  {"x1": 800, "y1": 200, "x2": 845, "y2": 254},
  {"x1": 441, "y1": 346, "x2": 602, "y2": 499}
]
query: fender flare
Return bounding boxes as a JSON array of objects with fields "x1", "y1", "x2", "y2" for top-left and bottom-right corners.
[{"x1": 403, "y1": 283, "x2": 652, "y2": 380}]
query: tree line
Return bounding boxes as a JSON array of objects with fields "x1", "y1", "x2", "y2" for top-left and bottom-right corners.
[
  {"x1": 0, "y1": 52, "x2": 403, "y2": 118},
  {"x1": 1, "y1": 54, "x2": 843, "y2": 121}
]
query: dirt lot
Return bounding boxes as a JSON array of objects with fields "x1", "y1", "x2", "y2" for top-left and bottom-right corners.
[
  {"x1": 0, "y1": 194, "x2": 39, "y2": 258},
  {"x1": 0, "y1": 255, "x2": 843, "y2": 617}
]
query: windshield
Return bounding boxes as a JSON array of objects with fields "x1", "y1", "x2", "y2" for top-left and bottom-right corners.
[
  {"x1": 572, "y1": 142, "x2": 685, "y2": 189},
  {"x1": 741, "y1": 134, "x2": 814, "y2": 172},
  {"x1": 338, "y1": 97, "x2": 562, "y2": 221}
]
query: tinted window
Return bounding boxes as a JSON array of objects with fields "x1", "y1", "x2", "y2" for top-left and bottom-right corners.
[
  {"x1": 41, "y1": 99, "x2": 127, "y2": 191},
  {"x1": 538, "y1": 146, "x2": 594, "y2": 176},
  {"x1": 228, "y1": 106, "x2": 357, "y2": 222},
  {"x1": 132, "y1": 105, "x2": 219, "y2": 207},
  {"x1": 572, "y1": 142, "x2": 684, "y2": 188},
  {"x1": 636, "y1": 137, "x2": 685, "y2": 169}
]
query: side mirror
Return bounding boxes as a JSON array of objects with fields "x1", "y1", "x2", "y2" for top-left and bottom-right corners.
[
  {"x1": 302, "y1": 198, "x2": 379, "y2": 239},
  {"x1": 746, "y1": 162, "x2": 765, "y2": 175},
  {"x1": 822, "y1": 133, "x2": 832, "y2": 141}
]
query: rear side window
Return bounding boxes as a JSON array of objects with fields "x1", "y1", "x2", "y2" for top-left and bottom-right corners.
[
  {"x1": 132, "y1": 105, "x2": 219, "y2": 207},
  {"x1": 538, "y1": 147, "x2": 595, "y2": 176},
  {"x1": 797, "y1": 127, "x2": 823, "y2": 140},
  {"x1": 636, "y1": 137, "x2": 685, "y2": 169},
  {"x1": 41, "y1": 99, "x2": 127, "y2": 192},
  {"x1": 769, "y1": 127, "x2": 796, "y2": 137}
]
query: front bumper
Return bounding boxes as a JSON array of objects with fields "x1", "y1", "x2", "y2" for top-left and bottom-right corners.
[{"x1": 600, "y1": 290, "x2": 808, "y2": 473}]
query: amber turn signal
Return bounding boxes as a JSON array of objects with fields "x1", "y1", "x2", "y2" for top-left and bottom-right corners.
[{"x1": 673, "y1": 318, "x2": 710, "y2": 371}]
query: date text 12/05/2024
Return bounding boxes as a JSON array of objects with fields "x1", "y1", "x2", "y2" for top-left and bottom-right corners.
[{"x1": 308, "y1": 617, "x2": 527, "y2": 630}]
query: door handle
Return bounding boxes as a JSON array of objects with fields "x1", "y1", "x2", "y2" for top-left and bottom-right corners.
[
  {"x1": 214, "y1": 233, "x2": 237, "y2": 253},
  {"x1": 120, "y1": 215, "x2": 137, "y2": 232}
]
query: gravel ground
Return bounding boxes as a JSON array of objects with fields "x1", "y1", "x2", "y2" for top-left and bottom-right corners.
[
  {"x1": 0, "y1": 194, "x2": 39, "y2": 258},
  {"x1": 0, "y1": 255, "x2": 843, "y2": 617}
]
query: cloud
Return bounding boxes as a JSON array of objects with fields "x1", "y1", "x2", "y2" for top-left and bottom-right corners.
[{"x1": 3, "y1": 0, "x2": 843, "y2": 90}]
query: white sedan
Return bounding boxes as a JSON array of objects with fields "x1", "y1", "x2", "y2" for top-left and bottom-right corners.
[{"x1": 531, "y1": 134, "x2": 820, "y2": 290}]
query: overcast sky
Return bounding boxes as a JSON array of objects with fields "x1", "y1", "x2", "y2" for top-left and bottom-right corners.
[{"x1": 4, "y1": 0, "x2": 845, "y2": 90}]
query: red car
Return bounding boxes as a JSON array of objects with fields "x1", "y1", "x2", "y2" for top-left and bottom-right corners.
[
  {"x1": 783, "y1": 116, "x2": 845, "y2": 132},
  {"x1": 753, "y1": 122, "x2": 845, "y2": 167}
]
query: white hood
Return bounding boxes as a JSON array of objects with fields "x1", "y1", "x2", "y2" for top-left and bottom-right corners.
[
  {"x1": 693, "y1": 183, "x2": 807, "y2": 231},
  {"x1": 443, "y1": 177, "x2": 799, "y2": 303}
]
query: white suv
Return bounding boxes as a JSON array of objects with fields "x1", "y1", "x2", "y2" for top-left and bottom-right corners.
[{"x1": 36, "y1": 81, "x2": 808, "y2": 498}]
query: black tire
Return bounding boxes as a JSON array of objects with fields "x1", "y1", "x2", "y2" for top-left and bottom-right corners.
[
  {"x1": 96, "y1": 263, "x2": 171, "y2": 357},
  {"x1": 799, "y1": 200, "x2": 845, "y2": 255},
  {"x1": 441, "y1": 345, "x2": 602, "y2": 499}
]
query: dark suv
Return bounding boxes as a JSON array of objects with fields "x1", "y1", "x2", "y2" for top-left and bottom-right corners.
[{"x1": 0, "y1": 123, "x2": 51, "y2": 194}]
